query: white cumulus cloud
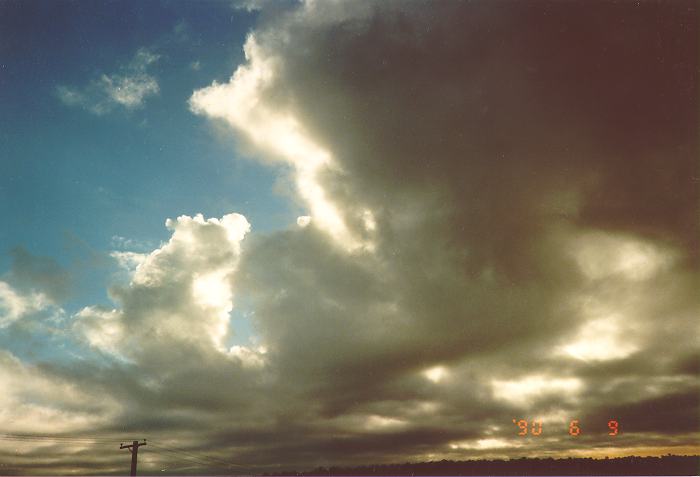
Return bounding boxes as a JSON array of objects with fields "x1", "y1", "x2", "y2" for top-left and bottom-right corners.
[{"x1": 75, "y1": 213, "x2": 251, "y2": 359}]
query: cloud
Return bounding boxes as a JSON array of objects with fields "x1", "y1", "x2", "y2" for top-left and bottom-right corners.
[
  {"x1": 187, "y1": 0, "x2": 699, "y2": 465},
  {"x1": 110, "y1": 250, "x2": 148, "y2": 274},
  {"x1": 8, "y1": 246, "x2": 73, "y2": 303},
  {"x1": 75, "y1": 213, "x2": 251, "y2": 360},
  {"x1": 0, "y1": 281, "x2": 48, "y2": 327},
  {"x1": 231, "y1": 0, "x2": 275, "y2": 12},
  {"x1": 0, "y1": 247, "x2": 71, "y2": 328},
  {"x1": 56, "y1": 47, "x2": 160, "y2": 115},
  {"x1": 0, "y1": 350, "x2": 124, "y2": 475},
  {"x1": 98, "y1": 72, "x2": 158, "y2": 109},
  {"x1": 3, "y1": 1, "x2": 698, "y2": 473},
  {"x1": 189, "y1": 36, "x2": 366, "y2": 250},
  {"x1": 0, "y1": 350, "x2": 117, "y2": 432},
  {"x1": 110, "y1": 235, "x2": 156, "y2": 252}
]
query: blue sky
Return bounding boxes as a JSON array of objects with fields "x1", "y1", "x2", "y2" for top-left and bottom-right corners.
[{"x1": 1, "y1": 1, "x2": 298, "y2": 316}]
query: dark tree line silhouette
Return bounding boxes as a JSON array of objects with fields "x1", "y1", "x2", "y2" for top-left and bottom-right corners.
[{"x1": 266, "y1": 455, "x2": 699, "y2": 476}]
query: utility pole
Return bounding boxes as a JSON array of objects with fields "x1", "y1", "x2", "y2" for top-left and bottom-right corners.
[{"x1": 120, "y1": 439, "x2": 147, "y2": 476}]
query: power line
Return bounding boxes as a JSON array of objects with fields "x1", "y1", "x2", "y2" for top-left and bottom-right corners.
[
  {"x1": 146, "y1": 446, "x2": 218, "y2": 469},
  {"x1": 0, "y1": 433, "x2": 135, "y2": 444},
  {"x1": 0, "y1": 433, "x2": 252, "y2": 474},
  {"x1": 148, "y1": 442, "x2": 247, "y2": 469}
]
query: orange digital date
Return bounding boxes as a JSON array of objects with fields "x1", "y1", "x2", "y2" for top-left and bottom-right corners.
[{"x1": 511, "y1": 419, "x2": 619, "y2": 436}]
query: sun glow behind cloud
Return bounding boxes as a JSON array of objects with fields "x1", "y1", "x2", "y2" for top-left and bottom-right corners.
[
  {"x1": 491, "y1": 375, "x2": 584, "y2": 407},
  {"x1": 423, "y1": 365, "x2": 449, "y2": 383},
  {"x1": 189, "y1": 36, "x2": 372, "y2": 251},
  {"x1": 571, "y1": 232, "x2": 674, "y2": 282},
  {"x1": 558, "y1": 314, "x2": 638, "y2": 362},
  {"x1": 450, "y1": 438, "x2": 522, "y2": 450}
]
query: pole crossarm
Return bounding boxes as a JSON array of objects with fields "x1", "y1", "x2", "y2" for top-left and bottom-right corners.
[{"x1": 120, "y1": 440, "x2": 147, "y2": 476}]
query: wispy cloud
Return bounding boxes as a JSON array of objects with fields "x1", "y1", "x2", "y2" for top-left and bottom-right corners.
[
  {"x1": 0, "y1": 281, "x2": 47, "y2": 327},
  {"x1": 56, "y1": 47, "x2": 160, "y2": 115},
  {"x1": 110, "y1": 234, "x2": 157, "y2": 252}
]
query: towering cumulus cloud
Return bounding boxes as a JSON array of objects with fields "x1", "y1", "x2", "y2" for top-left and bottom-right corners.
[
  {"x1": 76, "y1": 213, "x2": 251, "y2": 360},
  {"x1": 188, "y1": 0, "x2": 698, "y2": 465}
]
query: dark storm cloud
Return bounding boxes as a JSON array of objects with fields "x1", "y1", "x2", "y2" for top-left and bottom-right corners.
[
  {"x1": 271, "y1": 0, "x2": 697, "y2": 258},
  {"x1": 201, "y1": 0, "x2": 698, "y2": 463},
  {"x1": 584, "y1": 388, "x2": 700, "y2": 434}
]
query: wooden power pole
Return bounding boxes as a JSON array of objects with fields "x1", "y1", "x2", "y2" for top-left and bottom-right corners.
[{"x1": 120, "y1": 439, "x2": 147, "y2": 476}]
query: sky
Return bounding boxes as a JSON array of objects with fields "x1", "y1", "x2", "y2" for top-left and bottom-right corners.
[{"x1": 0, "y1": 0, "x2": 698, "y2": 474}]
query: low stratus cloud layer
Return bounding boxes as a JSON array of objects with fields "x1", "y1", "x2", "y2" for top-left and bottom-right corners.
[{"x1": 2, "y1": 1, "x2": 698, "y2": 474}]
